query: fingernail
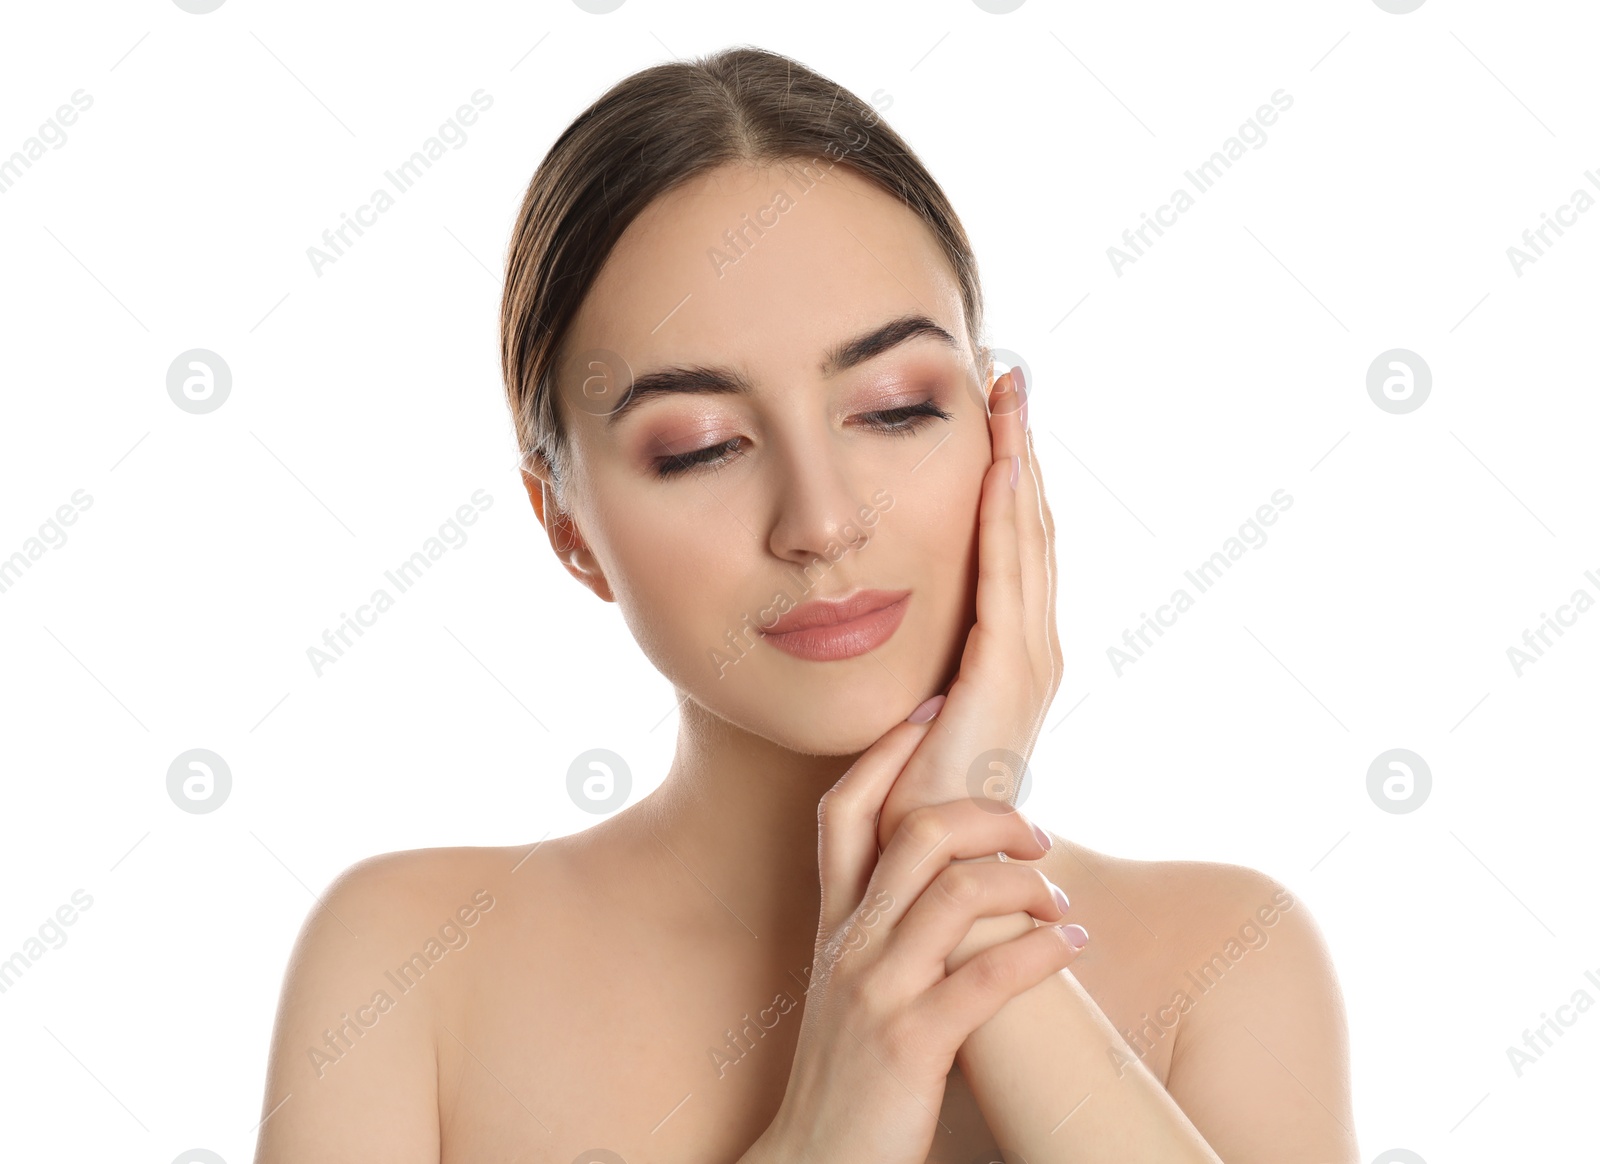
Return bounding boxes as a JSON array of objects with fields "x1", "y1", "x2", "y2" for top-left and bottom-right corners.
[
  {"x1": 1029, "y1": 821, "x2": 1052, "y2": 850},
  {"x1": 1010, "y1": 368, "x2": 1029, "y2": 430},
  {"x1": 1010, "y1": 454, "x2": 1020, "y2": 490},
  {"x1": 1050, "y1": 883, "x2": 1070, "y2": 913},
  {"x1": 906, "y1": 694, "x2": 945, "y2": 723},
  {"x1": 1061, "y1": 923, "x2": 1089, "y2": 949}
]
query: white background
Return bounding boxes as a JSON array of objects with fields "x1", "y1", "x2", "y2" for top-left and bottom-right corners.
[{"x1": 1, "y1": 1, "x2": 1596, "y2": 1160}]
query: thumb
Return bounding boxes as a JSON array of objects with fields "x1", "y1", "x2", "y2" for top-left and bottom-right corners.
[{"x1": 817, "y1": 713, "x2": 938, "y2": 939}]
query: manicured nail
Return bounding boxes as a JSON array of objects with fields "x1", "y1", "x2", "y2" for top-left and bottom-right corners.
[
  {"x1": 1010, "y1": 454, "x2": 1020, "y2": 490},
  {"x1": 1061, "y1": 923, "x2": 1089, "y2": 949},
  {"x1": 1050, "y1": 883, "x2": 1070, "y2": 913},
  {"x1": 1030, "y1": 821, "x2": 1053, "y2": 850},
  {"x1": 1010, "y1": 368, "x2": 1029, "y2": 430},
  {"x1": 906, "y1": 694, "x2": 945, "y2": 723}
]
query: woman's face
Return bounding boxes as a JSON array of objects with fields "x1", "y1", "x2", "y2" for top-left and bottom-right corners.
[{"x1": 546, "y1": 160, "x2": 994, "y2": 755}]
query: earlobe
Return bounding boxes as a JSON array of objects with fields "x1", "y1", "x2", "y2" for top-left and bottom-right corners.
[{"x1": 559, "y1": 543, "x2": 616, "y2": 603}]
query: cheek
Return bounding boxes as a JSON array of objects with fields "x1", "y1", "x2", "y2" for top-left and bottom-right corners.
[
  {"x1": 898, "y1": 440, "x2": 988, "y2": 557},
  {"x1": 591, "y1": 501, "x2": 750, "y2": 665},
  {"x1": 914, "y1": 442, "x2": 988, "y2": 598}
]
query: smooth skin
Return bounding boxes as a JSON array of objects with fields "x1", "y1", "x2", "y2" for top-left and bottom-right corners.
[
  {"x1": 754, "y1": 762, "x2": 1082, "y2": 1163},
  {"x1": 252, "y1": 160, "x2": 1356, "y2": 1162}
]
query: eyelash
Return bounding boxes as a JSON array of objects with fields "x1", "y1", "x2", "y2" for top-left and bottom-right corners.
[{"x1": 652, "y1": 400, "x2": 955, "y2": 479}]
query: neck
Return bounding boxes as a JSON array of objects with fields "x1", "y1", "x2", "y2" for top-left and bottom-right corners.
[{"x1": 633, "y1": 695, "x2": 865, "y2": 945}]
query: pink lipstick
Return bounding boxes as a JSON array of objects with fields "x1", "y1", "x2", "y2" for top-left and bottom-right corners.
[{"x1": 758, "y1": 589, "x2": 911, "y2": 662}]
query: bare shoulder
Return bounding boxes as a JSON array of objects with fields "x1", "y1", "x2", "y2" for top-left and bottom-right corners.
[
  {"x1": 279, "y1": 843, "x2": 546, "y2": 978},
  {"x1": 312, "y1": 838, "x2": 578, "y2": 943},
  {"x1": 253, "y1": 842, "x2": 564, "y2": 1164},
  {"x1": 321, "y1": 841, "x2": 554, "y2": 919},
  {"x1": 1049, "y1": 842, "x2": 1318, "y2": 952},
  {"x1": 1044, "y1": 839, "x2": 1356, "y2": 1163}
]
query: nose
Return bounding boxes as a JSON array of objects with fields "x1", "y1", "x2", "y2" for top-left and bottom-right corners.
[{"x1": 764, "y1": 435, "x2": 876, "y2": 568}]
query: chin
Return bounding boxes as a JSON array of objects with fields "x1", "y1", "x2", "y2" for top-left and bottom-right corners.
[
  {"x1": 704, "y1": 662, "x2": 937, "y2": 757},
  {"x1": 746, "y1": 712, "x2": 905, "y2": 759}
]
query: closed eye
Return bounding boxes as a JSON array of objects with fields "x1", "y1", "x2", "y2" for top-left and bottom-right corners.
[{"x1": 651, "y1": 400, "x2": 954, "y2": 479}]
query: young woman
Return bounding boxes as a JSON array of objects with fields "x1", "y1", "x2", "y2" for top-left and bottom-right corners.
[{"x1": 255, "y1": 46, "x2": 1356, "y2": 1164}]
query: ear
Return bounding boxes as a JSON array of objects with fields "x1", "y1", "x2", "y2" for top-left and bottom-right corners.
[{"x1": 521, "y1": 454, "x2": 615, "y2": 603}]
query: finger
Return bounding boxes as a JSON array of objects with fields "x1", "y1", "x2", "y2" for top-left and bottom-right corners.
[
  {"x1": 867, "y1": 800, "x2": 1051, "y2": 930},
  {"x1": 941, "y1": 369, "x2": 1023, "y2": 688},
  {"x1": 880, "y1": 862, "x2": 1070, "y2": 987},
  {"x1": 937, "y1": 450, "x2": 1024, "y2": 745},
  {"x1": 818, "y1": 716, "x2": 938, "y2": 938},
  {"x1": 976, "y1": 378, "x2": 1023, "y2": 646},
  {"x1": 1008, "y1": 368, "x2": 1050, "y2": 681},
  {"x1": 1027, "y1": 426, "x2": 1063, "y2": 693},
  {"x1": 906, "y1": 922, "x2": 1088, "y2": 1046},
  {"x1": 988, "y1": 367, "x2": 1026, "y2": 462}
]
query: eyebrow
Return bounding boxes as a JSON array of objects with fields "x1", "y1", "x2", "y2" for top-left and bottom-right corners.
[{"x1": 600, "y1": 313, "x2": 960, "y2": 427}]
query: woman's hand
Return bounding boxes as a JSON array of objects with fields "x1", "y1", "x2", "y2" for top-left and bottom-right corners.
[
  {"x1": 747, "y1": 716, "x2": 1082, "y2": 1164},
  {"x1": 875, "y1": 365, "x2": 1061, "y2": 852}
]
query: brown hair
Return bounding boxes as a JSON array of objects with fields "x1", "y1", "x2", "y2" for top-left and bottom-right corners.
[{"x1": 498, "y1": 44, "x2": 986, "y2": 509}]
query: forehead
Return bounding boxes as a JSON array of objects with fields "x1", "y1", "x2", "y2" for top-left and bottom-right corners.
[{"x1": 565, "y1": 161, "x2": 970, "y2": 383}]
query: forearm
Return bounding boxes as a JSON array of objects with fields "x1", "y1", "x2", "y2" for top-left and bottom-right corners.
[{"x1": 948, "y1": 909, "x2": 1223, "y2": 1162}]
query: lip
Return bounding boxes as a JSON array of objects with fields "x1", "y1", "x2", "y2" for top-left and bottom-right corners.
[{"x1": 759, "y1": 589, "x2": 911, "y2": 662}]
